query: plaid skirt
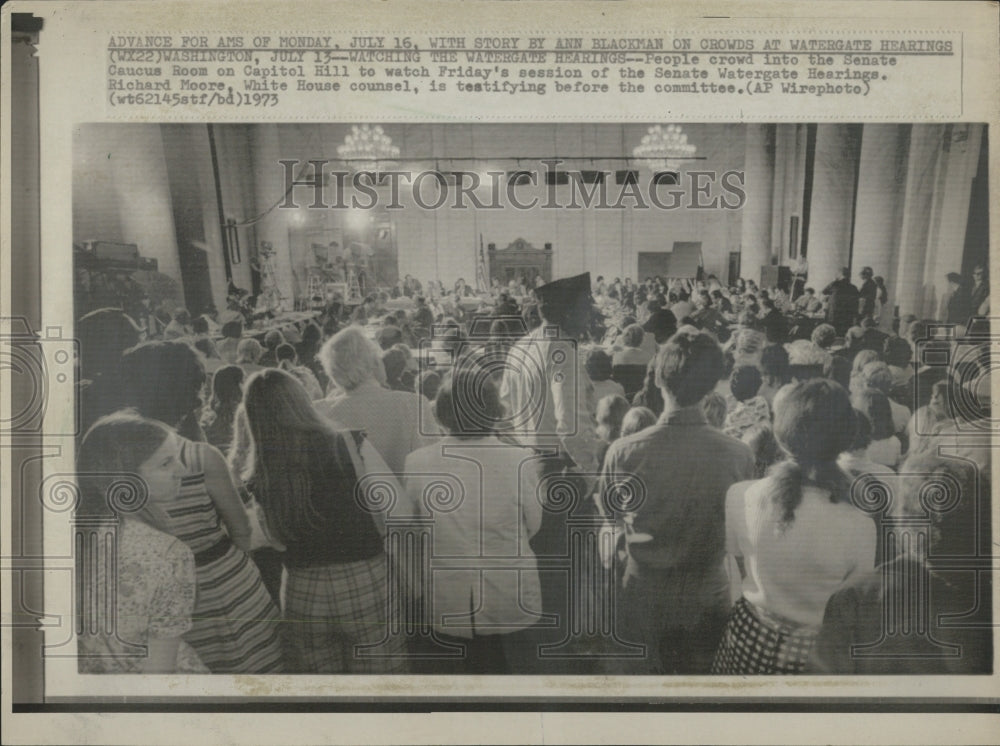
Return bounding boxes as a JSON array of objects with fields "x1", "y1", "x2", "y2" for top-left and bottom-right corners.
[
  {"x1": 711, "y1": 597, "x2": 818, "y2": 674},
  {"x1": 281, "y1": 553, "x2": 408, "y2": 673}
]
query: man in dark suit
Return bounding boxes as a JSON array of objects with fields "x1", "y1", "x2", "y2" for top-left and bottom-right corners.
[
  {"x1": 822, "y1": 267, "x2": 860, "y2": 336},
  {"x1": 857, "y1": 266, "x2": 877, "y2": 323}
]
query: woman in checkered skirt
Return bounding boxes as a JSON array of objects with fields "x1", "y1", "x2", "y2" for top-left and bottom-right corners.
[
  {"x1": 235, "y1": 368, "x2": 408, "y2": 673},
  {"x1": 713, "y1": 379, "x2": 877, "y2": 674}
]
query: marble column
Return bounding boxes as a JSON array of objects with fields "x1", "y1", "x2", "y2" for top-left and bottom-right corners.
[
  {"x1": 739, "y1": 124, "x2": 774, "y2": 282},
  {"x1": 893, "y1": 125, "x2": 944, "y2": 320},
  {"x1": 806, "y1": 124, "x2": 861, "y2": 293},
  {"x1": 851, "y1": 125, "x2": 906, "y2": 328},
  {"x1": 923, "y1": 124, "x2": 984, "y2": 321}
]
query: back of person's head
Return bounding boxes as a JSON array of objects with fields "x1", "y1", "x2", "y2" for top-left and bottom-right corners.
[
  {"x1": 221, "y1": 319, "x2": 243, "y2": 340},
  {"x1": 76, "y1": 411, "x2": 173, "y2": 519},
  {"x1": 894, "y1": 453, "x2": 978, "y2": 555},
  {"x1": 655, "y1": 328, "x2": 724, "y2": 407},
  {"x1": 191, "y1": 316, "x2": 209, "y2": 335},
  {"x1": 319, "y1": 326, "x2": 381, "y2": 391},
  {"x1": 236, "y1": 338, "x2": 264, "y2": 365},
  {"x1": 883, "y1": 336, "x2": 913, "y2": 368},
  {"x1": 77, "y1": 307, "x2": 141, "y2": 379},
  {"x1": 730, "y1": 364, "x2": 763, "y2": 403},
  {"x1": 275, "y1": 342, "x2": 297, "y2": 365},
  {"x1": 434, "y1": 370, "x2": 504, "y2": 438},
  {"x1": 701, "y1": 391, "x2": 728, "y2": 429},
  {"x1": 622, "y1": 323, "x2": 644, "y2": 349},
  {"x1": 240, "y1": 368, "x2": 351, "y2": 543},
  {"x1": 585, "y1": 348, "x2": 614, "y2": 383},
  {"x1": 770, "y1": 379, "x2": 855, "y2": 527},
  {"x1": 860, "y1": 361, "x2": 893, "y2": 395},
  {"x1": 192, "y1": 337, "x2": 219, "y2": 361},
  {"x1": 847, "y1": 408, "x2": 873, "y2": 452},
  {"x1": 811, "y1": 323, "x2": 837, "y2": 350},
  {"x1": 742, "y1": 424, "x2": 783, "y2": 479},
  {"x1": 824, "y1": 355, "x2": 852, "y2": 390},
  {"x1": 760, "y1": 344, "x2": 790, "y2": 385},
  {"x1": 595, "y1": 394, "x2": 630, "y2": 442},
  {"x1": 120, "y1": 340, "x2": 206, "y2": 427},
  {"x1": 620, "y1": 405, "x2": 657, "y2": 437},
  {"x1": 263, "y1": 330, "x2": 285, "y2": 350},
  {"x1": 382, "y1": 347, "x2": 408, "y2": 387},
  {"x1": 418, "y1": 369, "x2": 442, "y2": 402},
  {"x1": 210, "y1": 364, "x2": 245, "y2": 409},
  {"x1": 732, "y1": 327, "x2": 764, "y2": 360},
  {"x1": 851, "y1": 348, "x2": 881, "y2": 378},
  {"x1": 852, "y1": 388, "x2": 895, "y2": 440}
]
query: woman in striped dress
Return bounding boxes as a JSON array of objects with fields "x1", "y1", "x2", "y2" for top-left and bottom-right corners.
[{"x1": 120, "y1": 341, "x2": 284, "y2": 673}]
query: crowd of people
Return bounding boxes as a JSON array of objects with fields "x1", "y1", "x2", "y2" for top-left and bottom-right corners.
[{"x1": 73, "y1": 259, "x2": 991, "y2": 675}]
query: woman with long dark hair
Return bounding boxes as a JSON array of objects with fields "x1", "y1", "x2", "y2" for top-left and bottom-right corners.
[
  {"x1": 234, "y1": 368, "x2": 407, "y2": 673},
  {"x1": 713, "y1": 379, "x2": 876, "y2": 674}
]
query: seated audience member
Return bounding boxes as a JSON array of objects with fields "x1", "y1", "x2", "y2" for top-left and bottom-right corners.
[
  {"x1": 235, "y1": 338, "x2": 265, "y2": 377},
  {"x1": 701, "y1": 391, "x2": 728, "y2": 430},
  {"x1": 601, "y1": 328, "x2": 755, "y2": 674},
  {"x1": 201, "y1": 364, "x2": 245, "y2": 452},
  {"x1": 595, "y1": 394, "x2": 631, "y2": 468},
  {"x1": 849, "y1": 349, "x2": 881, "y2": 395},
  {"x1": 258, "y1": 330, "x2": 286, "y2": 367},
  {"x1": 741, "y1": 424, "x2": 783, "y2": 480},
  {"x1": 418, "y1": 369, "x2": 442, "y2": 403},
  {"x1": 375, "y1": 318, "x2": 404, "y2": 351},
  {"x1": 811, "y1": 455, "x2": 990, "y2": 673},
  {"x1": 906, "y1": 379, "x2": 954, "y2": 458},
  {"x1": 620, "y1": 406, "x2": 657, "y2": 438},
  {"x1": 276, "y1": 343, "x2": 324, "y2": 400},
  {"x1": 631, "y1": 361, "x2": 664, "y2": 416},
  {"x1": 382, "y1": 347, "x2": 415, "y2": 393},
  {"x1": 586, "y1": 348, "x2": 625, "y2": 409},
  {"x1": 845, "y1": 317, "x2": 889, "y2": 355},
  {"x1": 163, "y1": 308, "x2": 193, "y2": 340},
  {"x1": 75, "y1": 413, "x2": 208, "y2": 673},
  {"x1": 758, "y1": 344, "x2": 791, "y2": 407},
  {"x1": 852, "y1": 389, "x2": 901, "y2": 469},
  {"x1": 236, "y1": 369, "x2": 406, "y2": 673},
  {"x1": 714, "y1": 380, "x2": 876, "y2": 674},
  {"x1": 613, "y1": 324, "x2": 653, "y2": 367},
  {"x1": 859, "y1": 362, "x2": 910, "y2": 436},
  {"x1": 824, "y1": 355, "x2": 852, "y2": 391},
  {"x1": 810, "y1": 323, "x2": 838, "y2": 356},
  {"x1": 758, "y1": 299, "x2": 788, "y2": 344},
  {"x1": 794, "y1": 287, "x2": 823, "y2": 316},
  {"x1": 404, "y1": 371, "x2": 543, "y2": 674},
  {"x1": 642, "y1": 309, "x2": 679, "y2": 348},
  {"x1": 837, "y1": 409, "x2": 890, "y2": 480},
  {"x1": 882, "y1": 336, "x2": 914, "y2": 393},
  {"x1": 316, "y1": 326, "x2": 438, "y2": 478},
  {"x1": 217, "y1": 320, "x2": 244, "y2": 364},
  {"x1": 728, "y1": 327, "x2": 765, "y2": 368},
  {"x1": 724, "y1": 365, "x2": 771, "y2": 440}
]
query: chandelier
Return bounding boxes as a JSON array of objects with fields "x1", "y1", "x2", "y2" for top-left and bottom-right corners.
[
  {"x1": 633, "y1": 124, "x2": 697, "y2": 171},
  {"x1": 337, "y1": 124, "x2": 400, "y2": 171}
]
